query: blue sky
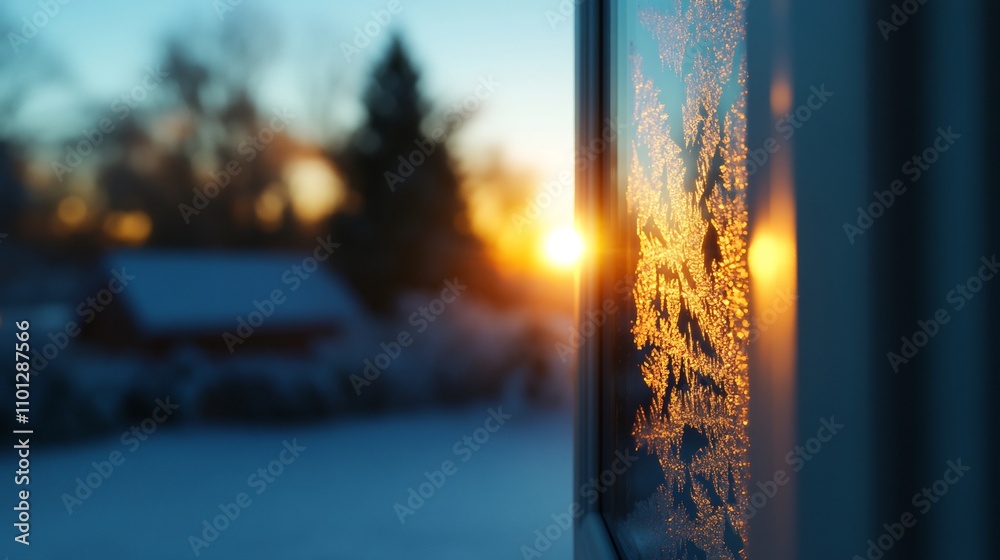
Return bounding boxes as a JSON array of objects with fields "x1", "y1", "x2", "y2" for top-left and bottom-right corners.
[{"x1": 5, "y1": 0, "x2": 574, "y2": 181}]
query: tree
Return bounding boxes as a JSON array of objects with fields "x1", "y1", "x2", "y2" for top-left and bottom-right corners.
[
  {"x1": 94, "y1": 25, "x2": 298, "y2": 249},
  {"x1": 0, "y1": 22, "x2": 68, "y2": 240},
  {"x1": 328, "y1": 36, "x2": 483, "y2": 312}
]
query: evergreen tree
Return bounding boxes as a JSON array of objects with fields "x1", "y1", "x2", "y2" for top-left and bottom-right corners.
[{"x1": 329, "y1": 36, "x2": 482, "y2": 312}]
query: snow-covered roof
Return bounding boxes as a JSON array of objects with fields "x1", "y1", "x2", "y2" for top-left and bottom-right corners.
[{"x1": 102, "y1": 250, "x2": 361, "y2": 337}]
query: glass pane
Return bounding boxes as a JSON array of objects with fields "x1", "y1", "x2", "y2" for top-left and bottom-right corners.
[{"x1": 603, "y1": 0, "x2": 750, "y2": 558}]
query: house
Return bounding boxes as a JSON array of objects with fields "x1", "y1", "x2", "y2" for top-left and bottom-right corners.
[{"x1": 81, "y1": 250, "x2": 362, "y2": 353}]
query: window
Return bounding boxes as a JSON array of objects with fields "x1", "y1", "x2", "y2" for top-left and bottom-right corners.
[
  {"x1": 577, "y1": 0, "x2": 750, "y2": 557},
  {"x1": 577, "y1": 1, "x2": 999, "y2": 559}
]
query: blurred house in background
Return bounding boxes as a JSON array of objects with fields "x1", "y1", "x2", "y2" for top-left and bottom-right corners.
[{"x1": 81, "y1": 251, "x2": 360, "y2": 354}]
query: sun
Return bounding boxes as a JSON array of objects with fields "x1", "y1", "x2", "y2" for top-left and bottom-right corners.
[{"x1": 542, "y1": 227, "x2": 584, "y2": 268}]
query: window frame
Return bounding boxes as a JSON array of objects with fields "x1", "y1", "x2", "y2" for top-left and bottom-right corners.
[
  {"x1": 573, "y1": 0, "x2": 620, "y2": 557},
  {"x1": 575, "y1": 0, "x2": 999, "y2": 559}
]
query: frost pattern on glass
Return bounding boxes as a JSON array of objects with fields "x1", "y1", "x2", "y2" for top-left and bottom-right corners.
[{"x1": 624, "y1": 0, "x2": 749, "y2": 558}]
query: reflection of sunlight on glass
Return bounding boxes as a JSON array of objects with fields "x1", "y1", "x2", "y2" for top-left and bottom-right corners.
[
  {"x1": 284, "y1": 158, "x2": 345, "y2": 224},
  {"x1": 103, "y1": 211, "x2": 152, "y2": 245},
  {"x1": 770, "y1": 72, "x2": 793, "y2": 115},
  {"x1": 542, "y1": 226, "x2": 584, "y2": 268},
  {"x1": 748, "y1": 229, "x2": 795, "y2": 287},
  {"x1": 747, "y1": 123, "x2": 798, "y2": 560},
  {"x1": 57, "y1": 195, "x2": 88, "y2": 228}
]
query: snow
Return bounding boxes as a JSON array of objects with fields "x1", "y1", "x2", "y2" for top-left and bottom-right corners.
[
  {"x1": 34, "y1": 291, "x2": 573, "y2": 436},
  {"x1": 102, "y1": 250, "x2": 361, "y2": 335},
  {"x1": 4, "y1": 256, "x2": 579, "y2": 558},
  {"x1": 8, "y1": 405, "x2": 573, "y2": 559}
]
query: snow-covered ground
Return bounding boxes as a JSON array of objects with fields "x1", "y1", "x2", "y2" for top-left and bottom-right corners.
[
  {"x1": 21, "y1": 285, "x2": 575, "y2": 437},
  {"x1": 8, "y1": 404, "x2": 573, "y2": 559}
]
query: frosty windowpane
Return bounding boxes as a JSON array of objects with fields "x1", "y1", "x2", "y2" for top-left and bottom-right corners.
[{"x1": 603, "y1": 1, "x2": 750, "y2": 557}]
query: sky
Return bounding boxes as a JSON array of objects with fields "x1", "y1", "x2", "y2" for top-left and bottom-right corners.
[{"x1": 5, "y1": 0, "x2": 575, "y2": 188}]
